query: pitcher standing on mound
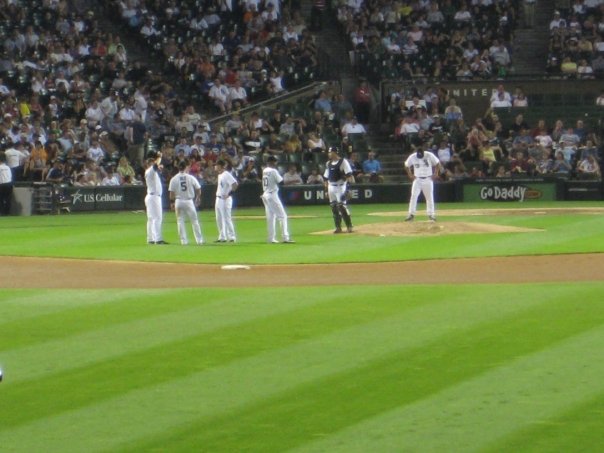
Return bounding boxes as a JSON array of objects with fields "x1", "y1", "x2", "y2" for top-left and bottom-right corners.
[{"x1": 404, "y1": 148, "x2": 441, "y2": 222}]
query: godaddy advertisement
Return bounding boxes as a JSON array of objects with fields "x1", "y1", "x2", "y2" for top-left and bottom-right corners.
[{"x1": 463, "y1": 181, "x2": 556, "y2": 202}]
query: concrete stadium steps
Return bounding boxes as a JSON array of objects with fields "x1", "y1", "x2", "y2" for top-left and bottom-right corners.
[{"x1": 513, "y1": 0, "x2": 555, "y2": 75}]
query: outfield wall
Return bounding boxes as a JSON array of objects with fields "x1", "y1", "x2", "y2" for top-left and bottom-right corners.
[{"x1": 11, "y1": 179, "x2": 602, "y2": 215}]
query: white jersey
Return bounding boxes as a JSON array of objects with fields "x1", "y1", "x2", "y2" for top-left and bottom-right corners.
[
  {"x1": 169, "y1": 172, "x2": 200, "y2": 200},
  {"x1": 145, "y1": 164, "x2": 163, "y2": 196},
  {"x1": 262, "y1": 166, "x2": 282, "y2": 194},
  {"x1": 216, "y1": 170, "x2": 237, "y2": 198},
  {"x1": 405, "y1": 151, "x2": 440, "y2": 178}
]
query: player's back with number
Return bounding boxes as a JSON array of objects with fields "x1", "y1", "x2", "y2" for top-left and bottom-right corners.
[
  {"x1": 169, "y1": 173, "x2": 199, "y2": 200},
  {"x1": 262, "y1": 166, "x2": 282, "y2": 193}
]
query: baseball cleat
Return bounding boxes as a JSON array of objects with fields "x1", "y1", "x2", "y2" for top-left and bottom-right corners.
[
  {"x1": 347, "y1": 227, "x2": 354, "y2": 233},
  {"x1": 155, "y1": 240, "x2": 169, "y2": 245},
  {"x1": 147, "y1": 241, "x2": 156, "y2": 244},
  {"x1": 269, "y1": 239, "x2": 279, "y2": 243},
  {"x1": 283, "y1": 239, "x2": 295, "y2": 243},
  {"x1": 214, "y1": 239, "x2": 226, "y2": 243},
  {"x1": 429, "y1": 216, "x2": 437, "y2": 222},
  {"x1": 333, "y1": 228, "x2": 343, "y2": 234},
  {"x1": 404, "y1": 215, "x2": 415, "y2": 222}
]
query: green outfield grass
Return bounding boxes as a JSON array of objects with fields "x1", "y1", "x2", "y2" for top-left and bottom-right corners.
[
  {"x1": 1, "y1": 201, "x2": 604, "y2": 452},
  {"x1": 1, "y1": 283, "x2": 604, "y2": 452},
  {"x1": 0, "y1": 201, "x2": 603, "y2": 264}
]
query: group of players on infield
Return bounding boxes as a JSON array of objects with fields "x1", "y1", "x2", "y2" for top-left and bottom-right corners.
[{"x1": 144, "y1": 146, "x2": 441, "y2": 245}]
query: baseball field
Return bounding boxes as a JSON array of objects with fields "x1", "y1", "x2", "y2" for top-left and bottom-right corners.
[{"x1": 1, "y1": 201, "x2": 604, "y2": 452}]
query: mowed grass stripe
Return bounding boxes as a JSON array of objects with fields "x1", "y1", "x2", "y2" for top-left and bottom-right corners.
[
  {"x1": 0, "y1": 289, "x2": 197, "y2": 350},
  {"x1": 0, "y1": 287, "x2": 350, "y2": 383},
  {"x1": 487, "y1": 390, "x2": 604, "y2": 452},
  {"x1": 0, "y1": 287, "x2": 424, "y2": 428},
  {"x1": 295, "y1": 323, "x2": 604, "y2": 453},
  {"x1": 0, "y1": 290, "x2": 153, "y2": 325},
  {"x1": 127, "y1": 284, "x2": 604, "y2": 452},
  {"x1": 0, "y1": 284, "x2": 575, "y2": 452}
]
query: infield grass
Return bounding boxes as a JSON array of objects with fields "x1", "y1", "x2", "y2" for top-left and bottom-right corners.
[{"x1": 0, "y1": 201, "x2": 604, "y2": 263}]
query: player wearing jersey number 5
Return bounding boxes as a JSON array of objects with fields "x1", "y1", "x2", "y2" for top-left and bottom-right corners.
[
  {"x1": 168, "y1": 160, "x2": 204, "y2": 245},
  {"x1": 261, "y1": 155, "x2": 294, "y2": 243},
  {"x1": 404, "y1": 148, "x2": 441, "y2": 222},
  {"x1": 323, "y1": 147, "x2": 355, "y2": 233},
  {"x1": 214, "y1": 159, "x2": 238, "y2": 243}
]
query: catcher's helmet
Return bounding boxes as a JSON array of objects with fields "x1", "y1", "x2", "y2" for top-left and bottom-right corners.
[{"x1": 328, "y1": 146, "x2": 340, "y2": 155}]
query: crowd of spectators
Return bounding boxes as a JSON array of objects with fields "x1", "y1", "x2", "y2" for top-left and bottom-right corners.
[
  {"x1": 0, "y1": 0, "x2": 197, "y2": 188},
  {"x1": 0, "y1": 0, "x2": 602, "y2": 202},
  {"x1": 337, "y1": 0, "x2": 520, "y2": 84},
  {"x1": 0, "y1": 0, "x2": 325, "y2": 191},
  {"x1": 387, "y1": 81, "x2": 602, "y2": 180},
  {"x1": 546, "y1": 3, "x2": 604, "y2": 78},
  {"x1": 110, "y1": 0, "x2": 320, "y2": 112}
]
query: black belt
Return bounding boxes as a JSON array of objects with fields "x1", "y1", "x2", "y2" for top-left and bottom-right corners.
[
  {"x1": 417, "y1": 177, "x2": 430, "y2": 179},
  {"x1": 148, "y1": 192, "x2": 160, "y2": 196}
]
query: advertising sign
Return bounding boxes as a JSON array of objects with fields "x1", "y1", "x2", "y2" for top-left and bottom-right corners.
[{"x1": 463, "y1": 181, "x2": 556, "y2": 202}]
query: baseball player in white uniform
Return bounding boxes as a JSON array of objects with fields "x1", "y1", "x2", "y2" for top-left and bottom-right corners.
[
  {"x1": 323, "y1": 147, "x2": 355, "y2": 233},
  {"x1": 214, "y1": 159, "x2": 238, "y2": 242},
  {"x1": 261, "y1": 155, "x2": 294, "y2": 243},
  {"x1": 404, "y1": 148, "x2": 441, "y2": 221},
  {"x1": 168, "y1": 160, "x2": 204, "y2": 245},
  {"x1": 144, "y1": 152, "x2": 166, "y2": 244}
]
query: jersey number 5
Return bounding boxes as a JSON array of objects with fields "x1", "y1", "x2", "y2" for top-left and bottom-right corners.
[{"x1": 180, "y1": 177, "x2": 187, "y2": 192}]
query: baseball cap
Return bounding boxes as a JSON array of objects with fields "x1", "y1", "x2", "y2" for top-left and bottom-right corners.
[{"x1": 267, "y1": 155, "x2": 278, "y2": 163}]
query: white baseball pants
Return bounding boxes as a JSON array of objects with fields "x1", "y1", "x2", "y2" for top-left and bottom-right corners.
[
  {"x1": 145, "y1": 194, "x2": 163, "y2": 242},
  {"x1": 175, "y1": 199, "x2": 203, "y2": 245},
  {"x1": 327, "y1": 182, "x2": 347, "y2": 203},
  {"x1": 261, "y1": 192, "x2": 290, "y2": 242},
  {"x1": 408, "y1": 177, "x2": 435, "y2": 216},
  {"x1": 215, "y1": 196, "x2": 236, "y2": 241}
]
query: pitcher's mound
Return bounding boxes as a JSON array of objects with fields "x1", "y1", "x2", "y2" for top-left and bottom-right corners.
[{"x1": 312, "y1": 222, "x2": 542, "y2": 237}]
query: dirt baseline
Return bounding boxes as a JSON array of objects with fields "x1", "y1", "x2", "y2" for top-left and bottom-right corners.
[{"x1": 1, "y1": 254, "x2": 604, "y2": 289}]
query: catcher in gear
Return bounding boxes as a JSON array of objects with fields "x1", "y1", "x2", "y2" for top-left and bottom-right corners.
[{"x1": 323, "y1": 147, "x2": 355, "y2": 233}]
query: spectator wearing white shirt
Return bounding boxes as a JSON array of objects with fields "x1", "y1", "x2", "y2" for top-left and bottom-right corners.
[
  {"x1": 283, "y1": 164, "x2": 304, "y2": 185},
  {"x1": 85, "y1": 100, "x2": 104, "y2": 128},
  {"x1": 4, "y1": 142, "x2": 29, "y2": 180},
  {"x1": 490, "y1": 92, "x2": 513, "y2": 108},
  {"x1": 341, "y1": 116, "x2": 367, "y2": 137},
  {"x1": 550, "y1": 11, "x2": 567, "y2": 32},
  {"x1": 140, "y1": 17, "x2": 161, "y2": 37},
  {"x1": 228, "y1": 80, "x2": 248, "y2": 108},
  {"x1": 490, "y1": 84, "x2": 512, "y2": 104},
  {"x1": 268, "y1": 70, "x2": 286, "y2": 95},
  {"x1": 86, "y1": 139, "x2": 105, "y2": 164},
  {"x1": 454, "y1": 4, "x2": 472, "y2": 23},
  {"x1": 208, "y1": 78, "x2": 231, "y2": 114},
  {"x1": 101, "y1": 166, "x2": 121, "y2": 186}
]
